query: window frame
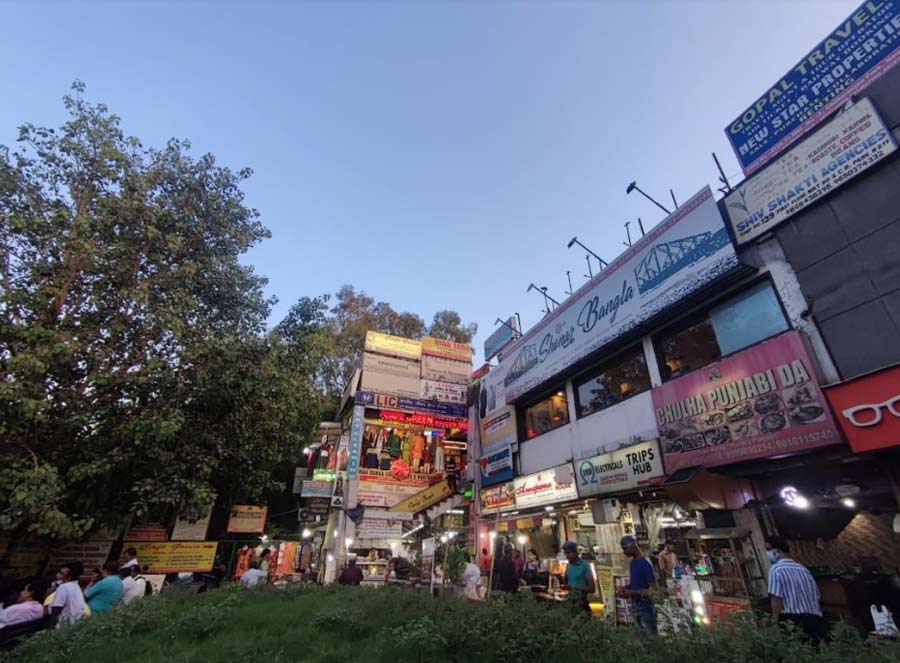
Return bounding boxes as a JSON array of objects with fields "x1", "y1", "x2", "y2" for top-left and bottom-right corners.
[
  {"x1": 572, "y1": 344, "x2": 653, "y2": 420},
  {"x1": 519, "y1": 386, "x2": 571, "y2": 441}
]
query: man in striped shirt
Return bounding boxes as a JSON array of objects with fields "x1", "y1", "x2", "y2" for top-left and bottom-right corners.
[{"x1": 766, "y1": 537, "x2": 827, "y2": 643}]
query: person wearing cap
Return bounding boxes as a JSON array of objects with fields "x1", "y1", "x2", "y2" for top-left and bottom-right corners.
[
  {"x1": 561, "y1": 541, "x2": 595, "y2": 615},
  {"x1": 617, "y1": 535, "x2": 657, "y2": 635}
]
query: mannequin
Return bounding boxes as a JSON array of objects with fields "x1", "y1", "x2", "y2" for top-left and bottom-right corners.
[{"x1": 434, "y1": 439, "x2": 445, "y2": 473}]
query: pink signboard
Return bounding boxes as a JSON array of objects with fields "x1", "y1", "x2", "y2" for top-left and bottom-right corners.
[{"x1": 653, "y1": 332, "x2": 840, "y2": 473}]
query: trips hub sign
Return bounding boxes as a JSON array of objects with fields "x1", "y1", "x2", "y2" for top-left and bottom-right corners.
[
  {"x1": 653, "y1": 332, "x2": 840, "y2": 473},
  {"x1": 824, "y1": 363, "x2": 900, "y2": 453},
  {"x1": 575, "y1": 440, "x2": 665, "y2": 498}
]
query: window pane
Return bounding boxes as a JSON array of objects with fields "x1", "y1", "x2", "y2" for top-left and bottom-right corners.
[
  {"x1": 710, "y1": 281, "x2": 789, "y2": 355},
  {"x1": 658, "y1": 317, "x2": 720, "y2": 381},
  {"x1": 575, "y1": 347, "x2": 652, "y2": 417},
  {"x1": 524, "y1": 391, "x2": 569, "y2": 439}
]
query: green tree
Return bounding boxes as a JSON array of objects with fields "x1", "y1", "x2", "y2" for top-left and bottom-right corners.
[
  {"x1": 428, "y1": 310, "x2": 477, "y2": 344},
  {"x1": 0, "y1": 83, "x2": 322, "y2": 539}
]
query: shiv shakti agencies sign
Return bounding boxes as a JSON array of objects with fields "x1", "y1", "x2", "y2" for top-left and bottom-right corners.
[{"x1": 481, "y1": 187, "x2": 737, "y2": 413}]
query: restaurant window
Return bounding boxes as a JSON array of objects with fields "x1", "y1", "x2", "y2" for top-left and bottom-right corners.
[
  {"x1": 524, "y1": 390, "x2": 569, "y2": 439},
  {"x1": 574, "y1": 346, "x2": 651, "y2": 418},
  {"x1": 657, "y1": 280, "x2": 789, "y2": 381}
]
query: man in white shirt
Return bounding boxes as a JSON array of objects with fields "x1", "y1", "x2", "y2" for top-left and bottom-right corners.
[
  {"x1": 120, "y1": 566, "x2": 147, "y2": 604},
  {"x1": 46, "y1": 561, "x2": 86, "y2": 625},
  {"x1": 120, "y1": 547, "x2": 139, "y2": 571},
  {"x1": 462, "y1": 554, "x2": 482, "y2": 601},
  {"x1": 240, "y1": 561, "x2": 267, "y2": 588}
]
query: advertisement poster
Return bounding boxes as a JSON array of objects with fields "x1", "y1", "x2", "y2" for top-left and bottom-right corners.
[
  {"x1": 124, "y1": 541, "x2": 217, "y2": 574},
  {"x1": 354, "y1": 390, "x2": 467, "y2": 418},
  {"x1": 421, "y1": 354, "x2": 470, "y2": 385},
  {"x1": 226, "y1": 505, "x2": 268, "y2": 534},
  {"x1": 653, "y1": 332, "x2": 840, "y2": 473},
  {"x1": 480, "y1": 482, "x2": 514, "y2": 513},
  {"x1": 575, "y1": 440, "x2": 665, "y2": 498},
  {"x1": 726, "y1": 0, "x2": 900, "y2": 175},
  {"x1": 347, "y1": 405, "x2": 365, "y2": 480},
  {"x1": 360, "y1": 370, "x2": 422, "y2": 400},
  {"x1": 300, "y1": 480, "x2": 334, "y2": 498},
  {"x1": 824, "y1": 363, "x2": 900, "y2": 453},
  {"x1": 421, "y1": 336, "x2": 472, "y2": 362},
  {"x1": 388, "y1": 480, "x2": 452, "y2": 513},
  {"x1": 484, "y1": 317, "x2": 518, "y2": 362},
  {"x1": 46, "y1": 542, "x2": 113, "y2": 572},
  {"x1": 481, "y1": 188, "x2": 738, "y2": 415},
  {"x1": 479, "y1": 405, "x2": 518, "y2": 455},
  {"x1": 362, "y1": 352, "x2": 421, "y2": 379},
  {"x1": 421, "y1": 379, "x2": 467, "y2": 405},
  {"x1": 726, "y1": 98, "x2": 898, "y2": 244},
  {"x1": 356, "y1": 516, "x2": 404, "y2": 539},
  {"x1": 596, "y1": 565, "x2": 615, "y2": 619},
  {"x1": 357, "y1": 473, "x2": 431, "y2": 507},
  {"x1": 170, "y1": 500, "x2": 214, "y2": 541},
  {"x1": 364, "y1": 331, "x2": 422, "y2": 360},
  {"x1": 513, "y1": 464, "x2": 578, "y2": 509},
  {"x1": 479, "y1": 446, "x2": 514, "y2": 486}
]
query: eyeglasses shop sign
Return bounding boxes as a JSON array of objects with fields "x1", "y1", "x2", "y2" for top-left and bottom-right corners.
[
  {"x1": 725, "y1": 98, "x2": 898, "y2": 245},
  {"x1": 513, "y1": 464, "x2": 578, "y2": 509},
  {"x1": 575, "y1": 440, "x2": 665, "y2": 498}
]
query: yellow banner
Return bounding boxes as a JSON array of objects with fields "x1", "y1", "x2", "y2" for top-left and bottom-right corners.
[
  {"x1": 364, "y1": 331, "x2": 422, "y2": 360},
  {"x1": 124, "y1": 541, "x2": 218, "y2": 574},
  {"x1": 421, "y1": 337, "x2": 472, "y2": 362},
  {"x1": 388, "y1": 480, "x2": 451, "y2": 513},
  {"x1": 596, "y1": 566, "x2": 615, "y2": 620},
  {"x1": 227, "y1": 505, "x2": 267, "y2": 533}
]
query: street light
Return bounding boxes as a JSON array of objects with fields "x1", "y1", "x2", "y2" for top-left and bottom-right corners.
[
  {"x1": 567, "y1": 236, "x2": 608, "y2": 269},
  {"x1": 626, "y1": 181, "x2": 671, "y2": 215}
]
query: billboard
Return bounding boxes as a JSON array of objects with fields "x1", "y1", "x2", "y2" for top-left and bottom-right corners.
[
  {"x1": 513, "y1": 463, "x2": 578, "y2": 509},
  {"x1": 480, "y1": 482, "x2": 514, "y2": 513},
  {"x1": 726, "y1": 0, "x2": 900, "y2": 175},
  {"x1": 227, "y1": 505, "x2": 268, "y2": 534},
  {"x1": 653, "y1": 332, "x2": 840, "y2": 473},
  {"x1": 574, "y1": 440, "x2": 665, "y2": 498},
  {"x1": 479, "y1": 446, "x2": 513, "y2": 487},
  {"x1": 725, "y1": 98, "x2": 898, "y2": 244},
  {"x1": 421, "y1": 354, "x2": 470, "y2": 385},
  {"x1": 361, "y1": 352, "x2": 420, "y2": 379},
  {"x1": 480, "y1": 404, "x2": 518, "y2": 455},
  {"x1": 824, "y1": 363, "x2": 900, "y2": 453},
  {"x1": 300, "y1": 480, "x2": 334, "y2": 498},
  {"x1": 484, "y1": 317, "x2": 519, "y2": 362},
  {"x1": 354, "y1": 390, "x2": 467, "y2": 418},
  {"x1": 360, "y1": 371, "x2": 421, "y2": 400},
  {"x1": 421, "y1": 378, "x2": 467, "y2": 405},
  {"x1": 123, "y1": 541, "x2": 217, "y2": 574},
  {"x1": 364, "y1": 331, "x2": 422, "y2": 360},
  {"x1": 421, "y1": 336, "x2": 472, "y2": 362},
  {"x1": 481, "y1": 187, "x2": 738, "y2": 414}
]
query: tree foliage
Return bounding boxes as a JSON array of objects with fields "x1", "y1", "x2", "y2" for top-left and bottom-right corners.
[{"x1": 0, "y1": 83, "x2": 323, "y2": 540}]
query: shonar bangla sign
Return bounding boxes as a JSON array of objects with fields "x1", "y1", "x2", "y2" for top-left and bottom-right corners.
[{"x1": 481, "y1": 187, "x2": 738, "y2": 414}]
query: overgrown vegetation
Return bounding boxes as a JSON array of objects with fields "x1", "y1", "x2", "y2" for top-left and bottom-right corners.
[{"x1": 4, "y1": 585, "x2": 897, "y2": 663}]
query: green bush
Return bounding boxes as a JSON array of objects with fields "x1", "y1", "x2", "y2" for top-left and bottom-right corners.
[{"x1": 3, "y1": 584, "x2": 897, "y2": 663}]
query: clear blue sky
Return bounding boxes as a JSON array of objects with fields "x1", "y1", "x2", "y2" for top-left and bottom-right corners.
[{"x1": 1, "y1": 0, "x2": 857, "y2": 363}]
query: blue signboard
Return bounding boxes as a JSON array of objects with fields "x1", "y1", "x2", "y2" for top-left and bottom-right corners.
[
  {"x1": 354, "y1": 390, "x2": 467, "y2": 419},
  {"x1": 726, "y1": 0, "x2": 900, "y2": 175},
  {"x1": 483, "y1": 317, "x2": 517, "y2": 362},
  {"x1": 346, "y1": 405, "x2": 364, "y2": 480}
]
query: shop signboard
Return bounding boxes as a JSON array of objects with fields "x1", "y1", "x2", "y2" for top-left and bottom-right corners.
[
  {"x1": 421, "y1": 379, "x2": 467, "y2": 405},
  {"x1": 355, "y1": 390, "x2": 467, "y2": 418},
  {"x1": 170, "y1": 500, "x2": 214, "y2": 541},
  {"x1": 480, "y1": 187, "x2": 738, "y2": 415},
  {"x1": 388, "y1": 480, "x2": 452, "y2": 513},
  {"x1": 300, "y1": 480, "x2": 334, "y2": 498},
  {"x1": 421, "y1": 354, "x2": 470, "y2": 385},
  {"x1": 480, "y1": 404, "x2": 518, "y2": 455},
  {"x1": 574, "y1": 439, "x2": 665, "y2": 498},
  {"x1": 312, "y1": 469, "x2": 336, "y2": 482},
  {"x1": 123, "y1": 526, "x2": 168, "y2": 542},
  {"x1": 357, "y1": 473, "x2": 431, "y2": 507},
  {"x1": 484, "y1": 317, "x2": 519, "y2": 362},
  {"x1": 123, "y1": 541, "x2": 218, "y2": 574},
  {"x1": 376, "y1": 409, "x2": 468, "y2": 430},
  {"x1": 653, "y1": 332, "x2": 840, "y2": 473},
  {"x1": 726, "y1": 0, "x2": 900, "y2": 176},
  {"x1": 513, "y1": 464, "x2": 578, "y2": 509},
  {"x1": 421, "y1": 336, "x2": 472, "y2": 362},
  {"x1": 226, "y1": 505, "x2": 268, "y2": 534},
  {"x1": 291, "y1": 466, "x2": 308, "y2": 494},
  {"x1": 360, "y1": 370, "x2": 422, "y2": 400},
  {"x1": 46, "y1": 542, "x2": 113, "y2": 572},
  {"x1": 364, "y1": 331, "x2": 422, "y2": 360},
  {"x1": 347, "y1": 405, "x2": 365, "y2": 480},
  {"x1": 356, "y1": 516, "x2": 404, "y2": 539},
  {"x1": 362, "y1": 352, "x2": 421, "y2": 379},
  {"x1": 480, "y1": 482, "x2": 514, "y2": 513},
  {"x1": 823, "y1": 363, "x2": 900, "y2": 453},
  {"x1": 479, "y1": 446, "x2": 514, "y2": 487},
  {"x1": 725, "y1": 98, "x2": 897, "y2": 245}
]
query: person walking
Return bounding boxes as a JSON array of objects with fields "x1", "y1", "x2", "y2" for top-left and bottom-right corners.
[
  {"x1": 45, "y1": 561, "x2": 87, "y2": 626},
  {"x1": 766, "y1": 537, "x2": 827, "y2": 643},
  {"x1": 85, "y1": 562, "x2": 123, "y2": 614},
  {"x1": 561, "y1": 541, "x2": 595, "y2": 615},
  {"x1": 617, "y1": 536, "x2": 657, "y2": 635}
]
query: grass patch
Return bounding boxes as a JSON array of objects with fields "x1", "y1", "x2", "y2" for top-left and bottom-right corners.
[{"x1": 4, "y1": 585, "x2": 898, "y2": 663}]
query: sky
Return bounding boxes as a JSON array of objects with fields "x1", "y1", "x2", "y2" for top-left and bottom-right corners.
[{"x1": 1, "y1": 0, "x2": 860, "y2": 364}]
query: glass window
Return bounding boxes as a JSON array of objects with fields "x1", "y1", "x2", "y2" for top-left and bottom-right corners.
[
  {"x1": 575, "y1": 346, "x2": 652, "y2": 417},
  {"x1": 524, "y1": 390, "x2": 569, "y2": 439},
  {"x1": 657, "y1": 317, "x2": 720, "y2": 381},
  {"x1": 709, "y1": 281, "x2": 789, "y2": 355}
]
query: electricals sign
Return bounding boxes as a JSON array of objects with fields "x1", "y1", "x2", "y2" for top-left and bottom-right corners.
[{"x1": 726, "y1": 0, "x2": 900, "y2": 175}]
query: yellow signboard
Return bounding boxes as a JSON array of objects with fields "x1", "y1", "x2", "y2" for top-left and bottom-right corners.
[
  {"x1": 227, "y1": 505, "x2": 267, "y2": 533},
  {"x1": 421, "y1": 336, "x2": 472, "y2": 363},
  {"x1": 364, "y1": 331, "x2": 422, "y2": 360},
  {"x1": 124, "y1": 541, "x2": 217, "y2": 573},
  {"x1": 388, "y1": 480, "x2": 451, "y2": 513},
  {"x1": 596, "y1": 565, "x2": 615, "y2": 620}
]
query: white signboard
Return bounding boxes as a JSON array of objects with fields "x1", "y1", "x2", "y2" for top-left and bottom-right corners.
[
  {"x1": 300, "y1": 480, "x2": 333, "y2": 498},
  {"x1": 357, "y1": 478, "x2": 428, "y2": 507},
  {"x1": 479, "y1": 446, "x2": 512, "y2": 478},
  {"x1": 513, "y1": 463, "x2": 578, "y2": 509},
  {"x1": 574, "y1": 440, "x2": 665, "y2": 498},
  {"x1": 481, "y1": 187, "x2": 737, "y2": 414},
  {"x1": 725, "y1": 98, "x2": 898, "y2": 245},
  {"x1": 421, "y1": 379, "x2": 467, "y2": 405},
  {"x1": 356, "y1": 517, "x2": 403, "y2": 539}
]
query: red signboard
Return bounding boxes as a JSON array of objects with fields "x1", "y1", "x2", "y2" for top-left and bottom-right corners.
[
  {"x1": 378, "y1": 409, "x2": 468, "y2": 430},
  {"x1": 824, "y1": 363, "x2": 900, "y2": 453},
  {"x1": 652, "y1": 332, "x2": 840, "y2": 473}
]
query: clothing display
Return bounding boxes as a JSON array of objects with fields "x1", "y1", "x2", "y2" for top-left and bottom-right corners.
[
  {"x1": 401, "y1": 436, "x2": 411, "y2": 462},
  {"x1": 387, "y1": 432, "x2": 402, "y2": 458},
  {"x1": 233, "y1": 546, "x2": 252, "y2": 580}
]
